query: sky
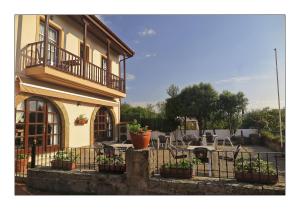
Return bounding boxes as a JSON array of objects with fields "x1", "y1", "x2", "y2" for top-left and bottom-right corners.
[{"x1": 97, "y1": 15, "x2": 285, "y2": 111}]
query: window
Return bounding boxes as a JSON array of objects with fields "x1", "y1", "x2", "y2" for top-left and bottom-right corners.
[
  {"x1": 101, "y1": 57, "x2": 107, "y2": 70},
  {"x1": 80, "y1": 43, "x2": 89, "y2": 61},
  {"x1": 39, "y1": 22, "x2": 59, "y2": 65},
  {"x1": 39, "y1": 22, "x2": 58, "y2": 45},
  {"x1": 94, "y1": 107, "x2": 113, "y2": 142},
  {"x1": 15, "y1": 97, "x2": 61, "y2": 153}
]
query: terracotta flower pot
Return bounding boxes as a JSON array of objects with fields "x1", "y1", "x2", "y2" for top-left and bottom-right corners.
[
  {"x1": 98, "y1": 164, "x2": 126, "y2": 174},
  {"x1": 51, "y1": 160, "x2": 76, "y2": 171},
  {"x1": 160, "y1": 167, "x2": 193, "y2": 179},
  {"x1": 15, "y1": 159, "x2": 28, "y2": 174},
  {"x1": 75, "y1": 118, "x2": 88, "y2": 125},
  {"x1": 235, "y1": 171, "x2": 278, "y2": 184},
  {"x1": 130, "y1": 130, "x2": 151, "y2": 149}
]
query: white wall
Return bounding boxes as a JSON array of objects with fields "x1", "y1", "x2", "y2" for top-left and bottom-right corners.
[
  {"x1": 149, "y1": 129, "x2": 258, "y2": 140},
  {"x1": 63, "y1": 101, "x2": 95, "y2": 147}
]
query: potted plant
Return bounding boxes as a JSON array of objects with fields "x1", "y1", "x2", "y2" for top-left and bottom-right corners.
[
  {"x1": 128, "y1": 119, "x2": 151, "y2": 149},
  {"x1": 51, "y1": 151, "x2": 80, "y2": 170},
  {"x1": 75, "y1": 114, "x2": 88, "y2": 125},
  {"x1": 235, "y1": 157, "x2": 278, "y2": 184},
  {"x1": 97, "y1": 155, "x2": 126, "y2": 174},
  {"x1": 15, "y1": 153, "x2": 28, "y2": 174},
  {"x1": 160, "y1": 159, "x2": 193, "y2": 179}
]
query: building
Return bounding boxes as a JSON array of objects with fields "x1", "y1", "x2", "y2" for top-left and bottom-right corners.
[{"x1": 15, "y1": 15, "x2": 134, "y2": 152}]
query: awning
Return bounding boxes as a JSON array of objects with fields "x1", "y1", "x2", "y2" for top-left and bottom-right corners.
[{"x1": 17, "y1": 76, "x2": 119, "y2": 107}]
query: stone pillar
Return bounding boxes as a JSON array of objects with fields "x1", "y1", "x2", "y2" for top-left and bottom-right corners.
[{"x1": 125, "y1": 148, "x2": 151, "y2": 194}]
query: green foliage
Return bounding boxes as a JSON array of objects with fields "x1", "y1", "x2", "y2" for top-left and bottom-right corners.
[
  {"x1": 166, "y1": 84, "x2": 180, "y2": 98},
  {"x1": 54, "y1": 151, "x2": 80, "y2": 162},
  {"x1": 16, "y1": 153, "x2": 27, "y2": 159},
  {"x1": 261, "y1": 130, "x2": 284, "y2": 143},
  {"x1": 96, "y1": 155, "x2": 124, "y2": 165},
  {"x1": 242, "y1": 107, "x2": 285, "y2": 141},
  {"x1": 128, "y1": 119, "x2": 148, "y2": 134},
  {"x1": 218, "y1": 91, "x2": 248, "y2": 135},
  {"x1": 235, "y1": 157, "x2": 276, "y2": 175},
  {"x1": 162, "y1": 159, "x2": 193, "y2": 169}
]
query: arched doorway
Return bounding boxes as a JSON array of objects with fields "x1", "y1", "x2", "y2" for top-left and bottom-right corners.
[
  {"x1": 15, "y1": 97, "x2": 62, "y2": 153},
  {"x1": 94, "y1": 107, "x2": 114, "y2": 142}
]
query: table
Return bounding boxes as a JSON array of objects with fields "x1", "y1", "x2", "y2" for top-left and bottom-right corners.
[
  {"x1": 202, "y1": 134, "x2": 218, "y2": 149},
  {"x1": 152, "y1": 135, "x2": 170, "y2": 149},
  {"x1": 187, "y1": 145, "x2": 216, "y2": 177},
  {"x1": 109, "y1": 143, "x2": 133, "y2": 151}
]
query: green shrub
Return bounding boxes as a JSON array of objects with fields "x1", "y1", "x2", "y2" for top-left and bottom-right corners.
[
  {"x1": 128, "y1": 119, "x2": 148, "y2": 134},
  {"x1": 16, "y1": 154, "x2": 27, "y2": 159},
  {"x1": 162, "y1": 159, "x2": 193, "y2": 169},
  {"x1": 96, "y1": 155, "x2": 124, "y2": 165},
  {"x1": 261, "y1": 130, "x2": 285, "y2": 143},
  {"x1": 235, "y1": 157, "x2": 276, "y2": 175},
  {"x1": 54, "y1": 151, "x2": 80, "y2": 162}
]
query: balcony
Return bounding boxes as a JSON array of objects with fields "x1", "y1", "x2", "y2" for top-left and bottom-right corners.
[{"x1": 21, "y1": 41, "x2": 126, "y2": 98}]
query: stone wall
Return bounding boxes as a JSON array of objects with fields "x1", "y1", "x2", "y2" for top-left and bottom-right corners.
[{"x1": 27, "y1": 148, "x2": 285, "y2": 195}]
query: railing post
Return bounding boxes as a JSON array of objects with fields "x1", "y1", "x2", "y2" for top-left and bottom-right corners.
[
  {"x1": 43, "y1": 15, "x2": 49, "y2": 67},
  {"x1": 82, "y1": 18, "x2": 88, "y2": 78},
  {"x1": 123, "y1": 54, "x2": 126, "y2": 92},
  {"x1": 31, "y1": 139, "x2": 37, "y2": 168},
  {"x1": 106, "y1": 39, "x2": 111, "y2": 87}
]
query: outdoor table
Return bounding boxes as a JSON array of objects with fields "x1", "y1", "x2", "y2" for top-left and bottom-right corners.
[
  {"x1": 202, "y1": 134, "x2": 218, "y2": 148},
  {"x1": 187, "y1": 145, "x2": 216, "y2": 177},
  {"x1": 109, "y1": 143, "x2": 134, "y2": 151}
]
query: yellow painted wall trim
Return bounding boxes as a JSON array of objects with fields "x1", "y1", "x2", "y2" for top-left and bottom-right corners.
[{"x1": 19, "y1": 82, "x2": 119, "y2": 107}]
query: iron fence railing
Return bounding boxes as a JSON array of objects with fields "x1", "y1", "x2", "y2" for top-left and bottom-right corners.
[
  {"x1": 15, "y1": 145, "x2": 126, "y2": 180},
  {"x1": 150, "y1": 147, "x2": 285, "y2": 184}
]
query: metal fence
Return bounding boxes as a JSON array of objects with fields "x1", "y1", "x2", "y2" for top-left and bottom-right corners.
[
  {"x1": 15, "y1": 145, "x2": 126, "y2": 181},
  {"x1": 150, "y1": 147, "x2": 285, "y2": 184}
]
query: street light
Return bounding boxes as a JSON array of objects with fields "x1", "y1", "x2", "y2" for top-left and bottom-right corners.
[{"x1": 274, "y1": 48, "x2": 283, "y2": 149}]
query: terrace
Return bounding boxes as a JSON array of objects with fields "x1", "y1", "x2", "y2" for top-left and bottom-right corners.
[
  {"x1": 21, "y1": 41, "x2": 126, "y2": 98},
  {"x1": 15, "y1": 137, "x2": 285, "y2": 195}
]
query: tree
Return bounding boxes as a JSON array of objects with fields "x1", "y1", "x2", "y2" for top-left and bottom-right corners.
[
  {"x1": 167, "y1": 83, "x2": 219, "y2": 135},
  {"x1": 156, "y1": 101, "x2": 166, "y2": 118},
  {"x1": 242, "y1": 107, "x2": 285, "y2": 135},
  {"x1": 166, "y1": 84, "x2": 180, "y2": 98},
  {"x1": 218, "y1": 91, "x2": 248, "y2": 135}
]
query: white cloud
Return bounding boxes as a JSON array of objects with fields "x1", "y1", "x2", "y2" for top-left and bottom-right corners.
[
  {"x1": 126, "y1": 73, "x2": 136, "y2": 81},
  {"x1": 215, "y1": 75, "x2": 270, "y2": 84},
  {"x1": 145, "y1": 53, "x2": 157, "y2": 58},
  {"x1": 138, "y1": 28, "x2": 156, "y2": 37}
]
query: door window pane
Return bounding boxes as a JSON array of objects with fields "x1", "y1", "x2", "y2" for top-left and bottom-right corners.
[
  {"x1": 29, "y1": 101, "x2": 36, "y2": 111},
  {"x1": 48, "y1": 113, "x2": 53, "y2": 123},
  {"x1": 37, "y1": 101, "x2": 44, "y2": 111},
  {"x1": 29, "y1": 124, "x2": 36, "y2": 135},
  {"x1": 37, "y1": 113, "x2": 44, "y2": 123},
  {"x1": 37, "y1": 124, "x2": 44, "y2": 134},
  {"x1": 47, "y1": 124, "x2": 53, "y2": 134},
  {"x1": 16, "y1": 111, "x2": 25, "y2": 123}
]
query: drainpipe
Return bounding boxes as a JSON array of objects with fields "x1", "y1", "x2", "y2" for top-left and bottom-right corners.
[{"x1": 119, "y1": 54, "x2": 132, "y2": 92}]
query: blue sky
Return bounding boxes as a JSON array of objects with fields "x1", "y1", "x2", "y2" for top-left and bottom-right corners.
[{"x1": 98, "y1": 15, "x2": 285, "y2": 110}]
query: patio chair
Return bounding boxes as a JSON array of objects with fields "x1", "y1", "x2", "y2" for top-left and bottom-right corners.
[
  {"x1": 218, "y1": 144, "x2": 241, "y2": 161},
  {"x1": 167, "y1": 144, "x2": 187, "y2": 159},
  {"x1": 193, "y1": 147, "x2": 209, "y2": 163},
  {"x1": 158, "y1": 135, "x2": 169, "y2": 149}
]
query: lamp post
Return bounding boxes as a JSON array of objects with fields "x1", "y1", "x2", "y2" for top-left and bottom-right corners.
[{"x1": 274, "y1": 48, "x2": 283, "y2": 149}]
